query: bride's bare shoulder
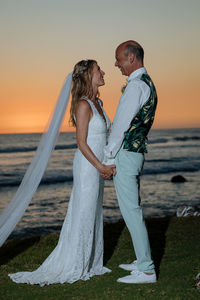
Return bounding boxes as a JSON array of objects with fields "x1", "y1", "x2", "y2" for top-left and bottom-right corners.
[
  {"x1": 77, "y1": 99, "x2": 90, "y2": 109},
  {"x1": 76, "y1": 99, "x2": 92, "y2": 117}
]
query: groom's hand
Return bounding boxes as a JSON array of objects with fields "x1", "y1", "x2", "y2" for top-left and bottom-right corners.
[
  {"x1": 100, "y1": 165, "x2": 116, "y2": 179},
  {"x1": 112, "y1": 166, "x2": 117, "y2": 176}
]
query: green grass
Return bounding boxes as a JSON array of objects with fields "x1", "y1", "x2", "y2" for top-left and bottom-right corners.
[{"x1": 0, "y1": 217, "x2": 200, "y2": 300}]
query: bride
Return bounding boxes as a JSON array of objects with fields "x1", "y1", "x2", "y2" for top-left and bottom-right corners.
[{"x1": 6, "y1": 59, "x2": 115, "y2": 285}]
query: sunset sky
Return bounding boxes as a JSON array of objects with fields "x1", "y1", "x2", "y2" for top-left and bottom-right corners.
[{"x1": 0, "y1": 0, "x2": 200, "y2": 133}]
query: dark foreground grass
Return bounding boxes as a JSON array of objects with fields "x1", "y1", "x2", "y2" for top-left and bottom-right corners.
[{"x1": 0, "y1": 217, "x2": 200, "y2": 300}]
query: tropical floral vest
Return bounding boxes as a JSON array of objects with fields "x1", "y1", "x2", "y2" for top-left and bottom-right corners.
[{"x1": 122, "y1": 73, "x2": 157, "y2": 153}]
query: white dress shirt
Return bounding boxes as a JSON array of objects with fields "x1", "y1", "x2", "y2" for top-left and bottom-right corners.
[{"x1": 103, "y1": 67, "x2": 150, "y2": 165}]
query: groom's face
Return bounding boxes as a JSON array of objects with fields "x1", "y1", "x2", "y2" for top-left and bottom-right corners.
[{"x1": 115, "y1": 47, "x2": 131, "y2": 76}]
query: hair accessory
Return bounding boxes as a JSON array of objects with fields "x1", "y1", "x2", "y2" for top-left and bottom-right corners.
[
  {"x1": 72, "y1": 59, "x2": 90, "y2": 79},
  {"x1": 83, "y1": 59, "x2": 89, "y2": 66}
]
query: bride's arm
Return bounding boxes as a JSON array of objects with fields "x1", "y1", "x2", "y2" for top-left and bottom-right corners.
[{"x1": 75, "y1": 100, "x2": 115, "y2": 177}]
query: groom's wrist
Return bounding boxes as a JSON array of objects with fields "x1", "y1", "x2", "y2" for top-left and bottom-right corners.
[{"x1": 103, "y1": 158, "x2": 115, "y2": 165}]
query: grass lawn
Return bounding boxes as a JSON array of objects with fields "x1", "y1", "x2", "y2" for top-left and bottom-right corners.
[{"x1": 0, "y1": 216, "x2": 199, "y2": 300}]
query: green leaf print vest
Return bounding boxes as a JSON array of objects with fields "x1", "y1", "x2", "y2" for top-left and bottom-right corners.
[{"x1": 122, "y1": 73, "x2": 157, "y2": 153}]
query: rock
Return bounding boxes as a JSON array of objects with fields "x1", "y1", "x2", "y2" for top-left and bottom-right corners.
[{"x1": 171, "y1": 175, "x2": 187, "y2": 183}]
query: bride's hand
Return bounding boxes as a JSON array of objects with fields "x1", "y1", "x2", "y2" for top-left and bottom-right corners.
[{"x1": 99, "y1": 164, "x2": 116, "y2": 179}]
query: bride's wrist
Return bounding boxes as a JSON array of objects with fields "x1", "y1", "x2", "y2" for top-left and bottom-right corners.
[{"x1": 96, "y1": 162, "x2": 104, "y2": 172}]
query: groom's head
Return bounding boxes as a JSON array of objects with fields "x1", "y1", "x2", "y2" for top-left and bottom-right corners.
[{"x1": 115, "y1": 40, "x2": 144, "y2": 76}]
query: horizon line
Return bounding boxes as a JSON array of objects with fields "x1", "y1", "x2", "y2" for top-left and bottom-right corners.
[{"x1": 0, "y1": 127, "x2": 200, "y2": 135}]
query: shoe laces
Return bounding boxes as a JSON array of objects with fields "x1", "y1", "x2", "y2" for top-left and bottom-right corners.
[{"x1": 132, "y1": 270, "x2": 142, "y2": 276}]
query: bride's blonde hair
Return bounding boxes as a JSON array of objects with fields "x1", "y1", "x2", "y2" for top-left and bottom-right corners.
[{"x1": 70, "y1": 59, "x2": 97, "y2": 126}]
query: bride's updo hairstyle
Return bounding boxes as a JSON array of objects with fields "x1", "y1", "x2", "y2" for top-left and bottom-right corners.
[{"x1": 70, "y1": 59, "x2": 97, "y2": 126}]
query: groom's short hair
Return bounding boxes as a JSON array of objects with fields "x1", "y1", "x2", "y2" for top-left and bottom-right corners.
[{"x1": 124, "y1": 43, "x2": 144, "y2": 63}]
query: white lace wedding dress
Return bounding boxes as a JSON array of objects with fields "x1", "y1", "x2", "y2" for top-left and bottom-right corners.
[{"x1": 9, "y1": 97, "x2": 111, "y2": 286}]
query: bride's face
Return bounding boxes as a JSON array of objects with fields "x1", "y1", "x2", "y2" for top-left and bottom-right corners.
[{"x1": 91, "y1": 63, "x2": 105, "y2": 88}]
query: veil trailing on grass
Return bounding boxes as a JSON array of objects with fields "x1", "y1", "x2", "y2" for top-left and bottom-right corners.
[{"x1": 0, "y1": 73, "x2": 73, "y2": 247}]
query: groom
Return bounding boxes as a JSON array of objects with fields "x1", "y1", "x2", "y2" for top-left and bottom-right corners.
[{"x1": 102, "y1": 40, "x2": 157, "y2": 283}]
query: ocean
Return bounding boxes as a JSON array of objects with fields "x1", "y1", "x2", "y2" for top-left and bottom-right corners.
[{"x1": 0, "y1": 128, "x2": 200, "y2": 239}]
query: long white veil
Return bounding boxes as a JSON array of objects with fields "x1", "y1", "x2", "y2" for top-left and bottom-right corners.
[{"x1": 0, "y1": 72, "x2": 73, "y2": 247}]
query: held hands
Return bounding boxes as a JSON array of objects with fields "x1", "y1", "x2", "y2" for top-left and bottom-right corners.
[{"x1": 99, "y1": 164, "x2": 116, "y2": 180}]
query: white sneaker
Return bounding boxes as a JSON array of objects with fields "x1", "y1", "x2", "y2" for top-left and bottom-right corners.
[
  {"x1": 117, "y1": 270, "x2": 157, "y2": 284},
  {"x1": 119, "y1": 260, "x2": 138, "y2": 271}
]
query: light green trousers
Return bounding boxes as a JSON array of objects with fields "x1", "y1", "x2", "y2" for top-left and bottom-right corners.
[{"x1": 114, "y1": 148, "x2": 155, "y2": 273}]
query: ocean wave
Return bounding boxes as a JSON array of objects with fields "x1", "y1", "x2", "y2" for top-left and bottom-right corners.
[
  {"x1": 148, "y1": 138, "x2": 168, "y2": 144},
  {"x1": 146, "y1": 158, "x2": 182, "y2": 163},
  {"x1": 174, "y1": 136, "x2": 200, "y2": 141},
  {"x1": 1, "y1": 165, "x2": 200, "y2": 187},
  {"x1": 0, "y1": 144, "x2": 77, "y2": 153},
  {"x1": 143, "y1": 166, "x2": 200, "y2": 175},
  {"x1": 0, "y1": 175, "x2": 73, "y2": 187},
  {"x1": 149, "y1": 135, "x2": 200, "y2": 144},
  {"x1": 1, "y1": 136, "x2": 200, "y2": 154},
  {"x1": 151, "y1": 144, "x2": 200, "y2": 150}
]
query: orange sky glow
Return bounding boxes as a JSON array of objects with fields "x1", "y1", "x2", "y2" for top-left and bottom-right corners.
[{"x1": 0, "y1": 1, "x2": 200, "y2": 133}]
